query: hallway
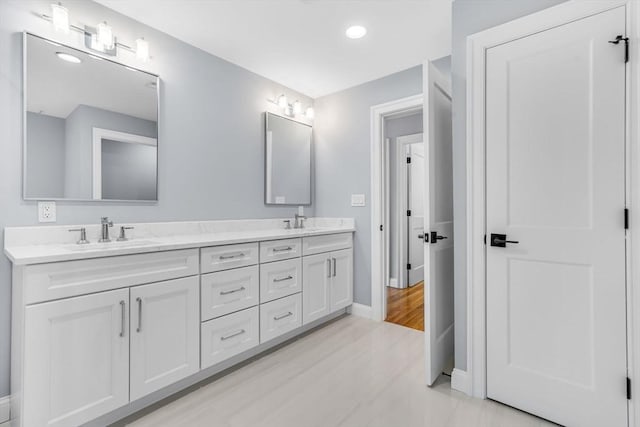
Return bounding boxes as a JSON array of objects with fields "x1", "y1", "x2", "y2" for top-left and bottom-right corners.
[{"x1": 385, "y1": 282, "x2": 424, "y2": 331}]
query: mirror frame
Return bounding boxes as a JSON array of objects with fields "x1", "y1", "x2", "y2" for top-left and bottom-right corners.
[
  {"x1": 264, "y1": 111, "x2": 313, "y2": 206},
  {"x1": 22, "y1": 32, "x2": 161, "y2": 203}
]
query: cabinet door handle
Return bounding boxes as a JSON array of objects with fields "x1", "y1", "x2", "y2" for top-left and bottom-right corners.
[
  {"x1": 273, "y1": 246, "x2": 293, "y2": 253},
  {"x1": 219, "y1": 252, "x2": 245, "y2": 260},
  {"x1": 274, "y1": 311, "x2": 293, "y2": 321},
  {"x1": 136, "y1": 297, "x2": 143, "y2": 333},
  {"x1": 327, "y1": 259, "x2": 332, "y2": 278},
  {"x1": 332, "y1": 258, "x2": 337, "y2": 277},
  {"x1": 221, "y1": 329, "x2": 246, "y2": 341},
  {"x1": 273, "y1": 275, "x2": 293, "y2": 283},
  {"x1": 119, "y1": 300, "x2": 126, "y2": 337},
  {"x1": 220, "y1": 286, "x2": 246, "y2": 295}
]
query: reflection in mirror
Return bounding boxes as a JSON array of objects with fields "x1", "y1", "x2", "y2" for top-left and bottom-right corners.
[
  {"x1": 265, "y1": 113, "x2": 312, "y2": 205},
  {"x1": 24, "y1": 33, "x2": 159, "y2": 201}
]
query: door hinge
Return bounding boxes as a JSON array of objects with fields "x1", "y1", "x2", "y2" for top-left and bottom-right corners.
[
  {"x1": 628, "y1": 377, "x2": 632, "y2": 400},
  {"x1": 407, "y1": 263, "x2": 412, "y2": 270},
  {"x1": 380, "y1": 224, "x2": 384, "y2": 231},
  {"x1": 625, "y1": 208, "x2": 630, "y2": 229},
  {"x1": 407, "y1": 210, "x2": 412, "y2": 217},
  {"x1": 609, "y1": 35, "x2": 629, "y2": 63},
  {"x1": 407, "y1": 157, "x2": 411, "y2": 164}
]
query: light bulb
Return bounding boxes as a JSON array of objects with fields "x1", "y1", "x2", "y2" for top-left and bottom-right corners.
[
  {"x1": 51, "y1": 3, "x2": 69, "y2": 34},
  {"x1": 136, "y1": 38, "x2": 150, "y2": 62},
  {"x1": 97, "y1": 21, "x2": 114, "y2": 50},
  {"x1": 346, "y1": 25, "x2": 367, "y2": 39},
  {"x1": 305, "y1": 107, "x2": 315, "y2": 119},
  {"x1": 56, "y1": 52, "x2": 81, "y2": 63},
  {"x1": 293, "y1": 100, "x2": 302, "y2": 115},
  {"x1": 277, "y1": 94, "x2": 288, "y2": 108}
]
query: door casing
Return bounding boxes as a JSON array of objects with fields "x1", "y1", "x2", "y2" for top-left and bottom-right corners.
[{"x1": 465, "y1": 1, "x2": 640, "y2": 426}]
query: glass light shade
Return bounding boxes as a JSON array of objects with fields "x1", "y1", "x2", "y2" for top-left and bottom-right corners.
[
  {"x1": 97, "y1": 21, "x2": 114, "y2": 50},
  {"x1": 277, "y1": 94, "x2": 288, "y2": 108},
  {"x1": 136, "y1": 38, "x2": 150, "y2": 62},
  {"x1": 305, "y1": 107, "x2": 315, "y2": 119},
  {"x1": 346, "y1": 25, "x2": 367, "y2": 39},
  {"x1": 293, "y1": 100, "x2": 302, "y2": 115},
  {"x1": 51, "y1": 3, "x2": 69, "y2": 34}
]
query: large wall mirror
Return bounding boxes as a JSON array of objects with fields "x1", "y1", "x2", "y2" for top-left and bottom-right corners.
[
  {"x1": 23, "y1": 33, "x2": 159, "y2": 202},
  {"x1": 265, "y1": 112, "x2": 312, "y2": 205}
]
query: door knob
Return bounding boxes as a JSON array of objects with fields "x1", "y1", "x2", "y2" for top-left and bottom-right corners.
[
  {"x1": 490, "y1": 233, "x2": 519, "y2": 248},
  {"x1": 430, "y1": 231, "x2": 448, "y2": 244}
]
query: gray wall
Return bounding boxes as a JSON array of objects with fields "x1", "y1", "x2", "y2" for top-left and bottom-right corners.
[
  {"x1": 25, "y1": 112, "x2": 65, "y2": 198},
  {"x1": 64, "y1": 105, "x2": 158, "y2": 199},
  {"x1": 0, "y1": 0, "x2": 313, "y2": 398},
  {"x1": 101, "y1": 139, "x2": 157, "y2": 200},
  {"x1": 385, "y1": 113, "x2": 423, "y2": 283},
  {"x1": 314, "y1": 66, "x2": 423, "y2": 306},
  {"x1": 451, "y1": 0, "x2": 567, "y2": 370}
]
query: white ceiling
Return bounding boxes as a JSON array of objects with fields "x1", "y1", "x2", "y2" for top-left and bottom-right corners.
[{"x1": 94, "y1": 0, "x2": 452, "y2": 98}]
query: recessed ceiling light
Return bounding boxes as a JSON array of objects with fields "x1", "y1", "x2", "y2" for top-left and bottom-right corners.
[
  {"x1": 55, "y1": 52, "x2": 81, "y2": 63},
  {"x1": 346, "y1": 25, "x2": 367, "y2": 39}
]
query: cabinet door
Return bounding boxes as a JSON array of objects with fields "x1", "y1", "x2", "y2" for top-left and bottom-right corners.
[
  {"x1": 130, "y1": 277, "x2": 200, "y2": 401},
  {"x1": 23, "y1": 289, "x2": 130, "y2": 427},
  {"x1": 302, "y1": 253, "x2": 331, "y2": 325},
  {"x1": 330, "y1": 248, "x2": 354, "y2": 312}
]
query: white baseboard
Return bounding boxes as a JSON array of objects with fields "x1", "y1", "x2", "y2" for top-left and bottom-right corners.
[
  {"x1": 451, "y1": 368, "x2": 472, "y2": 396},
  {"x1": 389, "y1": 277, "x2": 398, "y2": 287},
  {"x1": 0, "y1": 395, "x2": 10, "y2": 424},
  {"x1": 350, "y1": 303, "x2": 373, "y2": 319}
]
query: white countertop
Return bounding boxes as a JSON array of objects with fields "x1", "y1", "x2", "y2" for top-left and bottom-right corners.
[{"x1": 4, "y1": 218, "x2": 354, "y2": 265}]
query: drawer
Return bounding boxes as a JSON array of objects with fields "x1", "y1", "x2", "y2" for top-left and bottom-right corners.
[
  {"x1": 302, "y1": 233, "x2": 353, "y2": 256},
  {"x1": 201, "y1": 266, "x2": 259, "y2": 321},
  {"x1": 201, "y1": 242, "x2": 259, "y2": 273},
  {"x1": 260, "y1": 293, "x2": 302, "y2": 343},
  {"x1": 201, "y1": 306, "x2": 259, "y2": 369},
  {"x1": 259, "y1": 258, "x2": 301, "y2": 303},
  {"x1": 259, "y1": 238, "x2": 302, "y2": 263},
  {"x1": 23, "y1": 249, "x2": 199, "y2": 304}
]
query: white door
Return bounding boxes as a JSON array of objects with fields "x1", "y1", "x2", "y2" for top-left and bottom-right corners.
[
  {"x1": 302, "y1": 253, "x2": 331, "y2": 324},
  {"x1": 330, "y1": 248, "x2": 354, "y2": 311},
  {"x1": 23, "y1": 289, "x2": 130, "y2": 427},
  {"x1": 485, "y1": 7, "x2": 627, "y2": 427},
  {"x1": 130, "y1": 277, "x2": 200, "y2": 401},
  {"x1": 424, "y1": 60, "x2": 454, "y2": 386},
  {"x1": 408, "y1": 143, "x2": 426, "y2": 286}
]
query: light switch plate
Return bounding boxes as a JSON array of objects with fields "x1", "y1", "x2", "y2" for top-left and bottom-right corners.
[
  {"x1": 351, "y1": 194, "x2": 366, "y2": 207},
  {"x1": 38, "y1": 201, "x2": 56, "y2": 222}
]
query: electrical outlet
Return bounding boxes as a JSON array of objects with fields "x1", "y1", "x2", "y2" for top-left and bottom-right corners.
[{"x1": 38, "y1": 201, "x2": 56, "y2": 223}]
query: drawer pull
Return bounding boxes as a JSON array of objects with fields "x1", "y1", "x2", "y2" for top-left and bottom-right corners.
[
  {"x1": 274, "y1": 311, "x2": 293, "y2": 321},
  {"x1": 221, "y1": 329, "x2": 246, "y2": 341},
  {"x1": 273, "y1": 246, "x2": 293, "y2": 253},
  {"x1": 219, "y1": 252, "x2": 245, "y2": 260},
  {"x1": 273, "y1": 275, "x2": 293, "y2": 283},
  {"x1": 220, "y1": 286, "x2": 246, "y2": 296}
]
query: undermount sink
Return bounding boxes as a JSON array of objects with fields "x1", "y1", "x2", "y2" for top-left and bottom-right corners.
[{"x1": 65, "y1": 240, "x2": 158, "y2": 251}]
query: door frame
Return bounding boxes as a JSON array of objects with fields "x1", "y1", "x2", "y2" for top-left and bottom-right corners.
[
  {"x1": 370, "y1": 94, "x2": 423, "y2": 322},
  {"x1": 465, "y1": 2, "x2": 640, "y2": 426},
  {"x1": 393, "y1": 133, "x2": 424, "y2": 289}
]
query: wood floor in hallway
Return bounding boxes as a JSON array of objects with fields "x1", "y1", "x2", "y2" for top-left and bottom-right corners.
[
  {"x1": 385, "y1": 281, "x2": 424, "y2": 331},
  {"x1": 115, "y1": 315, "x2": 553, "y2": 427}
]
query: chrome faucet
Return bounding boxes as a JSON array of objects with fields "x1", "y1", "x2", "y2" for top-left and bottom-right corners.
[
  {"x1": 99, "y1": 217, "x2": 114, "y2": 243},
  {"x1": 294, "y1": 213, "x2": 307, "y2": 229}
]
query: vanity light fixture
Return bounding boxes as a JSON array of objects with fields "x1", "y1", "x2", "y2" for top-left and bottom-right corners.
[
  {"x1": 277, "y1": 94, "x2": 288, "y2": 109},
  {"x1": 41, "y1": 4, "x2": 152, "y2": 62},
  {"x1": 51, "y1": 2, "x2": 69, "y2": 34},
  {"x1": 293, "y1": 100, "x2": 302, "y2": 115},
  {"x1": 346, "y1": 25, "x2": 367, "y2": 39},
  {"x1": 55, "y1": 52, "x2": 81, "y2": 63},
  {"x1": 269, "y1": 94, "x2": 313, "y2": 120}
]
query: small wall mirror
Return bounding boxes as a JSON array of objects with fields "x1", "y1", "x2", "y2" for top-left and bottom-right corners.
[
  {"x1": 23, "y1": 33, "x2": 159, "y2": 201},
  {"x1": 265, "y1": 112, "x2": 312, "y2": 205}
]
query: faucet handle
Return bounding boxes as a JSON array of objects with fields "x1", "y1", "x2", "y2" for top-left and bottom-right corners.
[
  {"x1": 101, "y1": 217, "x2": 113, "y2": 226},
  {"x1": 283, "y1": 220, "x2": 291, "y2": 230},
  {"x1": 69, "y1": 227, "x2": 90, "y2": 245},
  {"x1": 117, "y1": 226, "x2": 134, "y2": 242}
]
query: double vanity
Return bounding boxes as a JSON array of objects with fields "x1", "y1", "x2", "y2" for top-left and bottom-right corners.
[{"x1": 5, "y1": 218, "x2": 354, "y2": 427}]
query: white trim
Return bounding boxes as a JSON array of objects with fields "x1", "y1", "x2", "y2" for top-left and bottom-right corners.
[
  {"x1": 370, "y1": 94, "x2": 424, "y2": 322},
  {"x1": 91, "y1": 127, "x2": 158, "y2": 200},
  {"x1": 0, "y1": 395, "x2": 9, "y2": 424},
  {"x1": 465, "y1": 4, "x2": 639, "y2": 424},
  {"x1": 394, "y1": 133, "x2": 424, "y2": 289},
  {"x1": 451, "y1": 368, "x2": 471, "y2": 395},
  {"x1": 350, "y1": 303, "x2": 373, "y2": 320}
]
